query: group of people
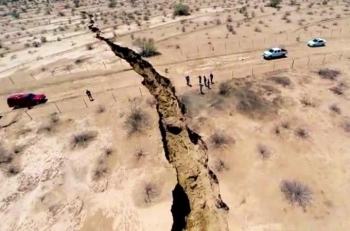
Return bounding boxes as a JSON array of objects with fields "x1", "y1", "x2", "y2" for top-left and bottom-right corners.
[{"x1": 185, "y1": 73, "x2": 215, "y2": 94}]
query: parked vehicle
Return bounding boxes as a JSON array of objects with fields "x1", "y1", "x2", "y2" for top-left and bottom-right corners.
[
  {"x1": 263, "y1": 47, "x2": 288, "y2": 60},
  {"x1": 308, "y1": 38, "x2": 326, "y2": 47},
  {"x1": 7, "y1": 93, "x2": 47, "y2": 108}
]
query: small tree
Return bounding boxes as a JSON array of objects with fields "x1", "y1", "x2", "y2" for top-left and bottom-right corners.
[
  {"x1": 133, "y1": 37, "x2": 159, "y2": 57},
  {"x1": 173, "y1": 3, "x2": 190, "y2": 16},
  {"x1": 270, "y1": 0, "x2": 282, "y2": 7}
]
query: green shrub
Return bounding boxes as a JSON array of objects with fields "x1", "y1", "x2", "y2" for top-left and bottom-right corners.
[
  {"x1": 173, "y1": 3, "x2": 190, "y2": 16},
  {"x1": 269, "y1": 0, "x2": 282, "y2": 7},
  {"x1": 133, "y1": 37, "x2": 159, "y2": 57}
]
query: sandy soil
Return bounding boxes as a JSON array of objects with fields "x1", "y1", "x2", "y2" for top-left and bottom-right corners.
[{"x1": 1, "y1": 0, "x2": 350, "y2": 230}]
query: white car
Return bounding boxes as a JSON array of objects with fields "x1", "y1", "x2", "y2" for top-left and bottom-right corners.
[
  {"x1": 308, "y1": 38, "x2": 326, "y2": 47},
  {"x1": 263, "y1": 47, "x2": 288, "y2": 60}
]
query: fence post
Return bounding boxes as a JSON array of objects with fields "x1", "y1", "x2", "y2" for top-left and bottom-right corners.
[
  {"x1": 225, "y1": 43, "x2": 226, "y2": 51},
  {"x1": 55, "y1": 103, "x2": 62, "y2": 114},
  {"x1": 51, "y1": 71, "x2": 55, "y2": 77},
  {"x1": 25, "y1": 111, "x2": 32, "y2": 120},
  {"x1": 112, "y1": 92, "x2": 117, "y2": 102},
  {"x1": 9, "y1": 77, "x2": 15, "y2": 85},
  {"x1": 339, "y1": 52, "x2": 343, "y2": 60},
  {"x1": 197, "y1": 46, "x2": 199, "y2": 53},
  {"x1": 322, "y1": 54, "x2": 327, "y2": 64},
  {"x1": 331, "y1": 29, "x2": 334, "y2": 35},
  {"x1": 339, "y1": 28, "x2": 342, "y2": 34},
  {"x1": 307, "y1": 57, "x2": 311, "y2": 66},
  {"x1": 83, "y1": 98, "x2": 89, "y2": 108},
  {"x1": 251, "y1": 67, "x2": 254, "y2": 77},
  {"x1": 103, "y1": 62, "x2": 106, "y2": 69},
  {"x1": 30, "y1": 73, "x2": 36, "y2": 80},
  {"x1": 291, "y1": 59, "x2": 295, "y2": 68},
  {"x1": 180, "y1": 48, "x2": 183, "y2": 56},
  {"x1": 273, "y1": 62, "x2": 276, "y2": 71},
  {"x1": 85, "y1": 64, "x2": 89, "y2": 71},
  {"x1": 231, "y1": 70, "x2": 233, "y2": 79}
]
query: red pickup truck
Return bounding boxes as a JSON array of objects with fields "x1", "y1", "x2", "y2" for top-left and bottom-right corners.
[{"x1": 7, "y1": 93, "x2": 47, "y2": 108}]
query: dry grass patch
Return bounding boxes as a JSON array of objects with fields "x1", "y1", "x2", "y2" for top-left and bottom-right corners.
[
  {"x1": 318, "y1": 68, "x2": 340, "y2": 81},
  {"x1": 281, "y1": 180, "x2": 312, "y2": 209},
  {"x1": 295, "y1": 127, "x2": 310, "y2": 139},
  {"x1": 269, "y1": 76, "x2": 292, "y2": 87},
  {"x1": 257, "y1": 144, "x2": 271, "y2": 159},
  {"x1": 329, "y1": 104, "x2": 341, "y2": 114},
  {"x1": 209, "y1": 131, "x2": 233, "y2": 149},
  {"x1": 124, "y1": 107, "x2": 151, "y2": 135},
  {"x1": 71, "y1": 131, "x2": 98, "y2": 149},
  {"x1": 134, "y1": 181, "x2": 161, "y2": 206},
  {"x1": 212, "y1": 158, "x2": 229, "y2": 173}
]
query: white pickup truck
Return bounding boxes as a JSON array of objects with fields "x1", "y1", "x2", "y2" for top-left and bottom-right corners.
[{"x1": 263, "y1": 47, "x2": 288, "y2": 60}]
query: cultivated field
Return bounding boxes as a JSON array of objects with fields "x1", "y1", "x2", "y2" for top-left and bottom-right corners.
[{"x1": 1, "y1": 0, "x2": 350, "y2": 230}]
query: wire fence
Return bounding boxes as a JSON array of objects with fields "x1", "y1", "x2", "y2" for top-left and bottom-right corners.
[{"x1": 0, "y1": 48, "x2": 347, "y2": 124}]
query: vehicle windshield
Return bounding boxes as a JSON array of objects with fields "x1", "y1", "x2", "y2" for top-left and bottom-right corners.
[
  {"x1": 268, "y1": 49, "x2": 274, "y2": 52},
  {"x1": 313, "y1": 39, "x2": 318, "y2": 42}
]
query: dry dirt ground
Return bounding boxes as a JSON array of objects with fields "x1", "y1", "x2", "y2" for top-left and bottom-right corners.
[{"x1": 1, "y1": 0, "x2": 350, "y2": 230}]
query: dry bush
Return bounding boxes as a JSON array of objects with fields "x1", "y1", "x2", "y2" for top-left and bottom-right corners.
[
  {"x1": 330, "y1": 86, "x2": 343, "y2": 96},
  {"x1": 273, "y1": 124, "x2": 281, "y2": 136},
  {"x1": 38, "y1": 113, "x2": 59, "y2": 134},
  {"x1": 13, "y1": 145, "x2": 25, "y2": 155},
  {"x1": 134, "y1": 181, "x2": 161, "y2": 206},
  {"x1": 96, "y1": 105, "x2": 106, "y2": 114},
  {"x1": 133, "y1": 37, "x2": 159, "y2": 57},
  {"x1": 134, "y1": 148, "x2": 147, "y2": 162},
  {"x1": 254, "y1": 27, "x2": 261, "y2": 32},
  {"x1": 295, "y1": 127, "x2": 310, "y2": 139},
  {"x1": 212, "y1": 158, "x2": 229, "y2": 173},
  {"x1": 124, "y1": 107, "x2": 151, "y2": 135},
  {"x1": 341, "y1": 120, "x2": 350, "y2": 133},
  {"x1": 209, "y1": 131, "x2": 233, "y2": 149},
  {"x1": 104, "y1": 147, "x2": 114, "y2": 156},
  {"x1": 269, "y1": 76, "x2": 291, "y2": 87},
  {"x1": 281, "y1": 121, "x2": 290, "y2": 129},
  {"x1": 0, "y1": 145, "x2": 13, "y2": 164},
  {"x1": 173, "y1": 3, "x2": 190, "y2": 16},
  {"x1": 1, "y1": 163, "x2": 20, "y2": 176},
  {"x1": 300, "y1": 95, "x2": 314, "y2": 107},
  {"x1": 280, "y1": 180, "x2": 312, "y2": 208},
  {"x1": 257, "y1": 144, "x2": 270, "y2": 159},
  {"x1": 218, "y1": 82, "x2": 232, "y2": 96},
  {"x1": 318, "y1": 68, "x2": 340, "y2": 80},
  {"x1": 86, "y1": 44, "x2": 93, "y2": 50},
  {"x1": 92, "y1": 158, "x2": 108, "y2": 180},
  {"x1": 71, "y1": 131, "x2": 98, "y2": 149},
  {"x1": 329, "y1": 104, "x2": 341, "y2": 114}
]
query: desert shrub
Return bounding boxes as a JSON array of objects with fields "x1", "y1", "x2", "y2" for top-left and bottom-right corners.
[
  {"x1": 226, "y1": 24, "x2": 235, "y2": 34},
  {"x1": 226, "y1": 15, "x2": 232, "y2": 22},
  {"x1": 341, "y1": 120, "x2": 350, "y2": 133},
  {"x1": 269, "y1": 0, "x2": 282, "y2": 7},
  {"x1": 0, "y1": 145, "x2": 12, "y2": 164},
  {"x1": 173, "y1": 3, "x2": 190, "y2": 16},
  {"x1": 280, "y1": 180, "x2": 312, "y2": 208},
  {"x1": 70, "y1": 131, "x2": 98, "y2": 149},
  {"x1": 96, "y1": 105, "x2": 106, "y2": 114},
  {"x1": 219, "y1": 82, "x2": 231, "y2": 96},
  {"x1": 257, "y1": 144, "x2": 270, "y2": 159},
  {"x1": 86, "y1": 44, "x2": 93, "y2": 50},
  {"x1": 318, "y1": 68, "x2": 340, "y2": 80},
  {"x1": 132, "y1": 37, "x2": 159, "y2": 57},
  {"x1": 269, "y1": 76, "x2": 291, "y2": 87},
  {"x1": 134, "y1": 148, "x2": 147, "y2": 161},
  {"x1": 330, "y1": 86, "x2": 343, "y2": 95},
  {"x1": 104, "y1": 147, "x2": 114, "y2": 156},
  {"x1": 254, "y1": 27, "x2": 261, "y2": 32},
  {"x1": 281, "y1": 121, "x2": 290, "y2": 129},
  {"x1": 273, "y1": 125, "x2": 281, "y2": 136},
  {"x1": 40, "y1": 36, "x2": 47, "y2": 43},
  {"x1": 300, "y1": 95, "x2": 314, "y2": 107},
  {"x1": 92, "y1": 158, "x2": 108, "y2": 180},
  {"x1": 209, "y1": 131, "x2": 233, "y2": 149},
  {"x1": 124, "y1": 107, "x2": 151, "y2": 135},
  {"x1": 295, "y1": 127, "x2": 310, "y2": 139},
  {"x1": 212, "y1": 158, "x2": 229, "y2": 173},
  {"x1": 3, "y1": 164, "x2": 21, "y2": 176},
  {"x1": 329, "y1": 104, "x2": 341, "y2": 114},
  {"x1": 9, "y1": 11, "x2": 20, "y2": 19},
  {"x1": 139, "y1": 181, "x2": 160, "y2": 204}
]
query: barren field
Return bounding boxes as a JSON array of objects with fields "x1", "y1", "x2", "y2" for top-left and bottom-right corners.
[{"x1": 1, "y1": 0, "x2": 350, "y2": 230}]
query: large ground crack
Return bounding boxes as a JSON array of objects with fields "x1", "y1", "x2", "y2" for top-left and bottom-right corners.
[{"x1": 84, "y1": 13, "x2": 229, "y2": 231}]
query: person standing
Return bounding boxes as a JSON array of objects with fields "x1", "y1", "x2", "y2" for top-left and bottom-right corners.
[
  {"x1": 199, "y1": 83, "x2": 204, "y2": 95},
  {"x1": 203, "y1": 76, "x2": 207, "y2": 87},
  {"x1": 198, "y1": 75, "x2": 202, "y2": 85},
  {"x1": 207, "y1": 79, "x2": 211, "y2": 89},
  {"x1": 86, "y1": 89, "x2": 94, "y2": 101},
  {"x1": 210, "y1": 72, "x2": 214, "y2": 84},
  {"x1": 185, "y1": 75, "x2": 192, "y2": 87}
]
